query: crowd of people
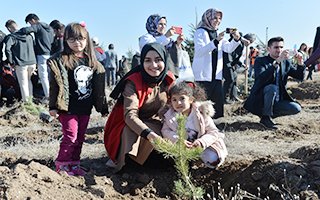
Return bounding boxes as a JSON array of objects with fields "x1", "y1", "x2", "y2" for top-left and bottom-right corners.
[{"x1": 0, "y1": 8, "x2": 319, "y2": 176}]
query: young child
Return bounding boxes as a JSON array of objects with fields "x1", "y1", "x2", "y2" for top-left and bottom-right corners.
[
  {"x1": 47, "y1": 22, "x2": 108, "y2": 176},
  {"x1": 161, "y1": 81, "x2": 228, "y2": 168}
]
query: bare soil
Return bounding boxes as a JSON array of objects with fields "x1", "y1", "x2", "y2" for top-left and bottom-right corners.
[{"x1": 0, "y1": 74, "x2": 320, "y2": 200}]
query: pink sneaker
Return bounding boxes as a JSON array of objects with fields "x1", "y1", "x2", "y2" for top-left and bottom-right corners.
[
  {"x1": 56, "y1": 162, "x2": 75, "y2": 176},
  {"x1": 55, "y1": 161, "x2": 86, "y2": 176}
]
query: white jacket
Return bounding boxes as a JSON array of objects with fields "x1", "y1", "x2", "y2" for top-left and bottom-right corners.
[
  {"x1": 139, "y1": 33, "x2": 171, "y2": 51},
  {"x1": 192, "y1": 28, "x2": 240, "y2": 81}
]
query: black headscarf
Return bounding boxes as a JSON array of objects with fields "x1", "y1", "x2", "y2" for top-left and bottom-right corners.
[{"x1": 110, "y1": 43, "x2": 169, "y2": 99}]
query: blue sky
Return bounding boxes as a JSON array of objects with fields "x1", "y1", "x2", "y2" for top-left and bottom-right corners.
[{"x1": 1, "y1": 0, "x2": 319, "y2": 56}]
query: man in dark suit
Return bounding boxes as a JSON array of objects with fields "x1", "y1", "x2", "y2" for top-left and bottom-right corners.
[{"x1": 244, "y1": 37, "x2": 305, "y2": 129}]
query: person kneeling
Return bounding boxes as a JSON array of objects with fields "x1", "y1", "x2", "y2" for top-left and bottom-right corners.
[{"x1": 244, "y1": 37, "x2": 305, "y2": 129}]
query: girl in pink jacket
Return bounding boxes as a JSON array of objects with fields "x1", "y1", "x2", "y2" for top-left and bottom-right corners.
[{"x1": 161, "y1": 81, "x2": 228, "y2": 168}]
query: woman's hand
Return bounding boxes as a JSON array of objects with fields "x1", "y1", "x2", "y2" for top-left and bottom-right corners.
[
  {"x1": 217, "y1": 31, "x2": 225, "y2": 41},
  {"x1": 165, "y1": 27, "x2": 175, "y2": 38},
  {"x1": 49, "y1": 109, "x2": 59, "y2": 118},
  {"x1": 241, "y1": 37, "x2": 251, "y2": 46},
  {"x1": 176, "y1": 34, "x2": 185, "y2": 46},
  {"x1": 147, "y1": 131, "x2": 162, "y2": 142}
]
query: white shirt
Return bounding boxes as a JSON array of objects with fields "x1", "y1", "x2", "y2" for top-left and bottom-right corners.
[
  {"x1": 192, "y1": 28, "x2": 240, "y2": 81},
  {"x1": 138, "y1": 33, "x2": 171, "y2": 51}
]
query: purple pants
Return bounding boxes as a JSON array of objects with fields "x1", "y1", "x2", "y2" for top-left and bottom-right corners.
[{"x1": 56, "y1": 113, "x2": 90, "y2": 162}]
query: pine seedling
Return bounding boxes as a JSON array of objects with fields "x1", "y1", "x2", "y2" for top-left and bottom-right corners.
[
  {"x1": 154, "y1": 114, "x2": 204, "y2": 199},
  {"x1": 21, "y1": 97, "x2": 45, "y2": 115}
]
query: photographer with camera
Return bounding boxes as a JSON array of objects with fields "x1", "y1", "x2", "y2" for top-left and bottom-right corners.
[
  {"x1": 191, "y1": 8, "x2": 242, "y2": 119},
  {"x1": 244, "y1": 37, "x2": 305, "y2": 129}
]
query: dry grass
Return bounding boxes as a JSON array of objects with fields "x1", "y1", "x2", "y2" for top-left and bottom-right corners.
[{"x1": 0, "y1": 74, "x2": 319, "y2": 199}]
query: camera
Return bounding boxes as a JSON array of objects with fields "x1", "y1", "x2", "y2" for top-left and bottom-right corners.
[
  {"x1": 172, "y1": 26, "x2": 183, "y2": 34},
  {"x1": 226, "y1": 28, "x2": 237, "y2": 34},
  {"x1": 288, "y1": 50, "x2": 296, "y2": 57}
]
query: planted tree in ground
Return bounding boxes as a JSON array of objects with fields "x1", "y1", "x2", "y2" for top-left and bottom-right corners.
[
  {"x1": 153, "y1": 114, "x2": 204, "y2": 199},
  {"x1": 21, "y1": 97, "x2": 45, "y2": 115}
]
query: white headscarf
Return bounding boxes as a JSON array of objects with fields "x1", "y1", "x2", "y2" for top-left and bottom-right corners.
[{"x1": 197, "y1": 8, "x2": 223, "y2": 31}]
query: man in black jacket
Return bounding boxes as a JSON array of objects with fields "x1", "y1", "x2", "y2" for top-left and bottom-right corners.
[
  {"x1": 223, "y1": 33, "x2": 245, "y2": 103},
  {"x1": 244, "y1": 37, "x2": 305, "y2": 129},
  {"x1": 20, "y1": 13, "x2": 54, "y2": 100}
]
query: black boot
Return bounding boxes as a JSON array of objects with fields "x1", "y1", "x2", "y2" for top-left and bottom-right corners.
[{"x1": 260, "y1": 116, "x2": 277, "y2": 129}]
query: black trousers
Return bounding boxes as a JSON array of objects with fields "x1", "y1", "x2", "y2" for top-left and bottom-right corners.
[
  {"x1": 223, "y1": 67, "x2": 238, "y2": 100},
  {"x1": 197, "y1": 80, "x2": 224, "y2": 119},
  {"x1": 306, "y1": 65, "x2": 314, "y2": 80}
]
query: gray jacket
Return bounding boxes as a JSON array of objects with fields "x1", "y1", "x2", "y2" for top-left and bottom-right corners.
[
  {"x1": 4, "y1": 31, "x2": 36, "y2": 66},
  {"x1": 20, "y1": 22, "x2": 54, "y2": 55}
]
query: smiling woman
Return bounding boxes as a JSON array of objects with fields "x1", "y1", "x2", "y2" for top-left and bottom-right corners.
[
  {"x1": 104, "y1": 42, "x2": 175, "y2": 173},
  {"x1": 143, "y1": 50, "x2": 165, "y2": 77}
]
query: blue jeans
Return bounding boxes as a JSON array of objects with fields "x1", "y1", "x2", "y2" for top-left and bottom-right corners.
[
  {"x1": 263, "y1": 84, "x2": 301, "y2": 117},
  {"x1": 106, "y1": 68, "x2": 116, "y2": 86},
  {"x1": 248, "y1": 64, "x2": 254, "y2": 79}
]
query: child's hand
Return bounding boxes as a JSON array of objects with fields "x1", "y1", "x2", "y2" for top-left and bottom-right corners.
[
  {"x1": 49, "y1": 109, "x2": 59, "y2": 118},
  {"x1": 184, "y1": 140, "x2": 193, "y2": 148},
  {"x1": 192, "y1": 140, "x2": 202, "y2": 148}
]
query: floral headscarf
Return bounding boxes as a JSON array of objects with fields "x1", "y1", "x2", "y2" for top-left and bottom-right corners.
[
  {"x1": 145, "y1": 14, "x2": 166, "y2": 37},
  {"x1": 197, "y1": 8, "x2": 223, "y2": 31}
]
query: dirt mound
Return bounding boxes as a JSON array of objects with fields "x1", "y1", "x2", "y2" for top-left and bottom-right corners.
[
  {"x1": 0, "y1": 79, "x2": 320, "y2": 199},
  {"x1": 290, "y1": 144, "x2": 320, "y2": 162},
  {"x1": 0, "y1": 159, "x2": 175, "y2": 200},
  {"x1": 193, "y1": 156, "x2": 320, "y2": 199},
  {"x1": 0, "y1": 161, "x2": 113, "y2": 200},
  {"x1": 0, "y1": 106, "x2": 39, "y2": 127},
  {"x1": 290, "y1": 81, "x2": 320, "y2": 100}
]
